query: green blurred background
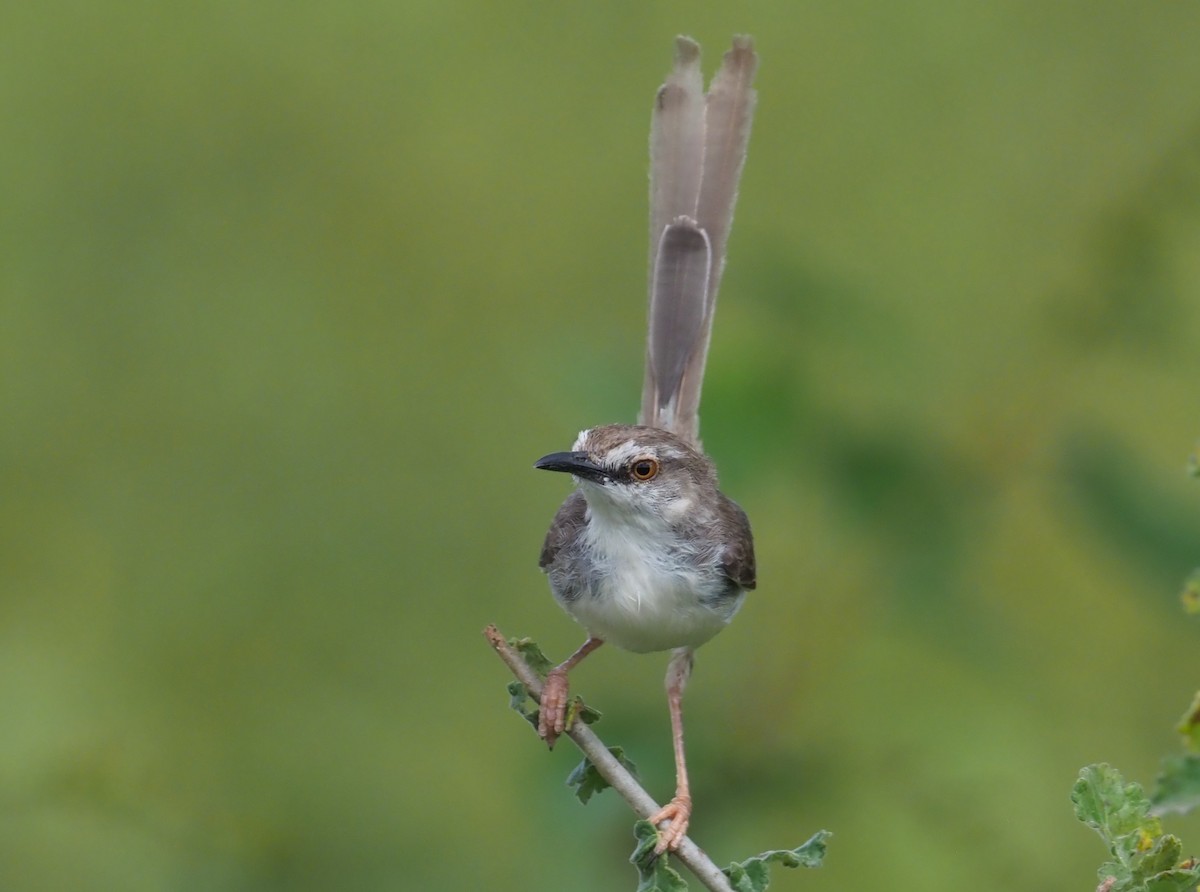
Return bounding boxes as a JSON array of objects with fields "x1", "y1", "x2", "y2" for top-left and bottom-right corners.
[{"x1": 3, "y1": 2, "x2": 1200, "y2": 890}]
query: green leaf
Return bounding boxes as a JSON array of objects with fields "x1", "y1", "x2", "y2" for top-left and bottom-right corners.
[
  {"x1": 1145, "y1": 865, "x2": 1200, "y2": 892},
  {"x1": 1072, "y1": 764, "x2": 1161, "y2": 851},
  {"x1": 1174, "y1": 693, "x2": 1200, "y2": 751},
  {"x1": 506, "y1": 680, "x2": 539, "y2": 730},
  {"x1": 565, "y1": 746, "x2": 638, "y2": 805},
  {"x1": 629, "y1": 820, "x2": 688, "y2": 892},
  {"x1": 1151, "y1": 754, "x2": 1200, "y2": 817},
  {"x1": 723, "y1": 831, "x2": 832, "y2": 892},
  {"x1": 1095, "y1": 859, "x2": 1130, "y2": 888},
  {"x1": 569, "y1": 697, "x2": 602, "y2": 726},
  {"x1": 1075, "y1": 764, "x2": 1200, "y2": 891},
  {"x1": 509, "y1": 637, "x2": 554, "y2": 676},
  {"x1": 1181, "y1": 572, "x2": 1200, "y2": 615},
  {"x1": 1134, "y1": 834, "x2": 1183, "y2": 880}
]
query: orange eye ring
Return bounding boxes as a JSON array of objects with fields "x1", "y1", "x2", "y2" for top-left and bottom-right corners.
[{"x1": 630, "y1": 458, "x2": 659, "y2": 481}]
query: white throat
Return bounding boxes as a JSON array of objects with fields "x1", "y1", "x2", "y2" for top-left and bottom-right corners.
[{"x1": 564, "y1": 483, "x2": 741, "y2": 653}]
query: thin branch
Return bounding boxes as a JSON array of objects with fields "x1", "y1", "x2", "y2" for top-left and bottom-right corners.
[{"x1": 484, "y1": 624, "x2": 735, "y2": 892}]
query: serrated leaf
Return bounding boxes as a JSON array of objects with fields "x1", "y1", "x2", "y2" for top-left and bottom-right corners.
[
  {"x1": 1145, "y1": 865, "x2": 1200, "y2": 892},
  {"x1": 1151, "y1": 754, "x2": 1200, "y2": 817},
  {"x1": 1073, "y1": 764, "x2": 1160, "y2": 850},
  {"x1": 1181, "y1": 572, "x2": 1200, "y2": 615},
  {"x1": 509, "y1": 637, "x2": 554, "y2": 676},
  {"x1": 571, "y1": 698, "x2": 603, "y2": 726},
  {"x1": 565, "y1": 746, "x2": 638, "y2": 805},
  {"x1": 1096, "y1": 860, "x2": 1130, "y2": 888},
  {"x1": 1175, "y1": 693, "x2": 1200, "y2": 751},
  {"x1": 725, "y1": 858, "x2": 771, "y2": 892},
  {"x1": 629, "y1": 819, "x2": 660, "y2": 863},
  {"x1": 723, "y1": 831, "x2": 832, "y2": 892},
  {"x1": 629, "y1": 820, "x2": 688, "y2": 892},
  {"x1": 1134, "y1": 833, "x2": 1183, "y2": 880},
  {"x1": 506, "y1": 680, "x2": 539, "y2": 729}
]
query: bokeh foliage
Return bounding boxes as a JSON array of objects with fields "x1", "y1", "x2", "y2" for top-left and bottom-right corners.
[{"x1": 2, "y1": 2, "x2": 1200, "y2": 890}]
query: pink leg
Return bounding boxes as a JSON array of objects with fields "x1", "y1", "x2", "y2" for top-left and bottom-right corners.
[
  {"x1": 649, "y1": 648, "x2": 694, "y2": 853},
  {"x1": 538, "y1": 636, "x2": 604, "y2": 747}
]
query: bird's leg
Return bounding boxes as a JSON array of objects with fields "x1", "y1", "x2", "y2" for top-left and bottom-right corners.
[
  {"x1": 538, "y1": 636, "x2": 604, "y2": 747},
  {"x1": 649, "y1": 647, "x2": 694, "y2": 853}
]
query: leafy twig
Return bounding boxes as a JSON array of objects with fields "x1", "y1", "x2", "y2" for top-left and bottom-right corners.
[
  {"x1": 484, "y1": 624, "x2": 737, "y2": 892},
  {"x1": 724, "y1": 836, "x2": 831, "y2": 892},
  {"x1": 1072, "y1": 763, "x2": 1200, "y2": 892}
]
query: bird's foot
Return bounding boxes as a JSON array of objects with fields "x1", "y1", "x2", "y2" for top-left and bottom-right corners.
[
  {"x1": 537, "y1": 668, "x2": 570, "y2": 748},
  {"x1": 649, "y1": 792, "x2": 692, "y2": 854}
]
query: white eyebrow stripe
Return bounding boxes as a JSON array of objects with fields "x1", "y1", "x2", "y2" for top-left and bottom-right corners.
[{"x1": 606, "y1": 440, "x2": 646, "y2": 466}]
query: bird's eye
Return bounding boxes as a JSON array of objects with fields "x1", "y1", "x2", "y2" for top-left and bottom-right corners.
[{"x1": 630, "y1": 458, "x2": 659, "y2": 481}]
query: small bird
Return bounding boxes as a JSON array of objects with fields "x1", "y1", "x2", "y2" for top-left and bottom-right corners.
[{"x1": 534, "y1": 35, "x2": 758, "y2": 853}]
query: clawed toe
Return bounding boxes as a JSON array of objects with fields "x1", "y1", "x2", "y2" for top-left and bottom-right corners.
[
  {"x1": 537, "y1": 669, "x2": 570, "y2": 747},
  {"x1": 649, "y1": 793, "x2": 692, "y2": 853}
]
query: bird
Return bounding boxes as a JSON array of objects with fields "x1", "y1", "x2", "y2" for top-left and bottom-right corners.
[{"x1": 533, "y1": 35, "x2": 758, "y2": 854}]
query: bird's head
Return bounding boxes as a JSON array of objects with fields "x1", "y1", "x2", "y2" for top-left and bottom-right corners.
[{"x1": 535, "y1": 424, "x2": 717, "y2": 524}]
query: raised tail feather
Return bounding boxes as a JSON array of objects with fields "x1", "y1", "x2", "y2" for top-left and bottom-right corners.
[{"x1": 640, "y1": 36, "x2": 758, "y2": 445}]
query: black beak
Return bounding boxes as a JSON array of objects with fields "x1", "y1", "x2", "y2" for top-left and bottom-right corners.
[{"x1": 534, "y1": 451, "x2": 609, "y2": 483}]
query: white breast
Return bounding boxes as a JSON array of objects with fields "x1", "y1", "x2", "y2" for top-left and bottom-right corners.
[{"x1": 562, "y1": 504, "x2": 744, "y2": 653}]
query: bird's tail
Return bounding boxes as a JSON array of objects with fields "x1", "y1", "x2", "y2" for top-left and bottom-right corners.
[{"x1": 639, "y1": 35, "x2": 758, "y2": 446}]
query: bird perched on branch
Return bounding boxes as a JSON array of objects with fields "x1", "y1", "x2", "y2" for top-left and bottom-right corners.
[{"x1": 534, "y1": 35, "x2": 759, "y2": 854}]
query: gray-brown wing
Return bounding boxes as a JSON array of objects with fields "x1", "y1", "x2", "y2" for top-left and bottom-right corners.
[
  {"x1": 718, "y1": 495, "x2": 756, "y2": 591},
  {"x1": 539, "y1": 490, "x2": 588, "y2": 570}
]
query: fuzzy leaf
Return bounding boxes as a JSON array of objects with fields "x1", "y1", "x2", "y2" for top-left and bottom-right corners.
[
  {"x1": 1145, "y1": 865, "x2": 1200, "y2": 892},
  {"x1": 630, "y1": 820, "x2": 687, "y2": 892},
  {"x1": 1073, "y1": 764, "x2": 1160, "y2": 851},
  {"x1": 1134, "y1": 833, "x2": 1183, "y2": 881},
  {"x1": 509, "y1": 637, "x2": 554, "y2": 676},
  {"x1": 1176, "y1": 696, "x2": 1200, "y2": 749},
  {"x1": 724, "y1": 831, "x2": 831, "y2": 892},
  {"x1": 1076, "y1": 764, "x2": 1200, "y2": 892},
  {"x1": 1096, "y1": 859, "x2": 1129, "y2": 888},
  {"x1": 506, "y1": 681, "x2": 539, "y2": 729},
  {"x1": 566, "y1": 746, "x2": 638, "y2": 805},
  {"x1": 1181, "y1": 572, "x2": 1200, "y2": 615},
  {"x1": 1174, "y1": 693, "x2": 1200, "y2": 751},
  {"x1": 569, "y1": 697, "x2": 602, "y2": 726},
  {"x1": 1151, "y1": 754, "x2": 1200, "y2": 817}
]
